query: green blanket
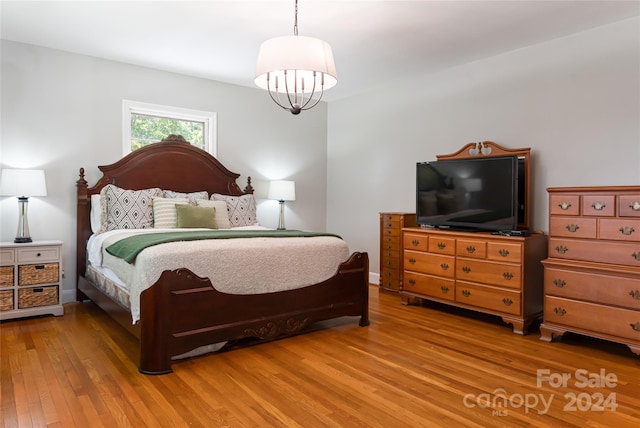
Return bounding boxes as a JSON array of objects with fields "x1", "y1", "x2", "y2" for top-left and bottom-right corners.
[{"x1": 105, "y1": 229, "x2": 342, "y2": 263}]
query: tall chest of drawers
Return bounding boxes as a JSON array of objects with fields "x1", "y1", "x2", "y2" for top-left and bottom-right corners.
[
  {"x1": 379, "y1": 213, "x2": 416, "y2": 292},
  {"x1": 401, "y1": 227, "x2": 547, "y2": 334},
  {"x1": 540, "y1": 186, "x2": 640, "y2": 356}
]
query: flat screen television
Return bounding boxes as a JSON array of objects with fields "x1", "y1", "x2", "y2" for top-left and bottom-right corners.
[{"x1": 416, "y1": 156, "x2": 521, "y2": 232}]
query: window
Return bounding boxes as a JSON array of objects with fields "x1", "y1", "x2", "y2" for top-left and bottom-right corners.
[{"x1": 122, "y1": 100, "x2": 217, "y2": 156}]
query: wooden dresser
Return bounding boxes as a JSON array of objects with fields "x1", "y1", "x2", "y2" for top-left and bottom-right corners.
[
  {"x1": 379, "y1": 213, "x2": 416, "y2": 292},
  {"x1": 401, "y1": 227, "x2": 547, "y2": 334},
  {"x1": 540, "y1": 186, "x2": 640, "y2": 355}
]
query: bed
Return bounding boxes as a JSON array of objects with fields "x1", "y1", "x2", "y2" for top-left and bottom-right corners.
[{"x1": 76, "y1": 136, "x2": 369, "y2": 375}]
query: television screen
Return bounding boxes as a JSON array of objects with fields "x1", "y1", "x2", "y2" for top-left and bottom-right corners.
[{"x1": 416, "y1": 156, "x2": 518, "y2": 232}]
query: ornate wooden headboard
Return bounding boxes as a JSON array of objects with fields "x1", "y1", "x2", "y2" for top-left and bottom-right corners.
[
  {"x1": 437, "y1": 141, "x2": 532, "y2": 230},
  {"x1": 75, "y1": 135, "x2": 253, "y2": 284}
]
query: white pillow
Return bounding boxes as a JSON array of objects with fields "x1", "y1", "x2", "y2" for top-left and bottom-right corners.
[
  {"x1": 196, "y1": 199, "x2": 232, "y2": 229},
  {"x1": 90, "y1": 194, "x2": 102, "y2": 233},
  {"x1": 211, "y1": 194, "x2": 258, "y2": 228},
  {"x1": 153, "y1": 197, "x2": 189, "y2": 228}
]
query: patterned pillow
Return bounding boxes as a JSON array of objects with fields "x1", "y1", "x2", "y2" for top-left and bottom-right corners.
[
  {"x1": 211, "y1": 193, "x2": 258, "y2": 227},
  {"x1": 196, "y1": 199, "x2": 232, "y2": 229},
  {"x1": 100, "y1": 184, "x2": 162, "y2": 232},
  {"x1": 163, "y1": 190, "x2": 208, "y2": 205},
  {"x1": 153, "y1": 197, "x2": 189, "y2": 228}
]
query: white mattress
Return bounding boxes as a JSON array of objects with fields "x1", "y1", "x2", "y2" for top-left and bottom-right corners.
[{"x1": 87, "y1": 226, "x2": 350, "y2": 323}]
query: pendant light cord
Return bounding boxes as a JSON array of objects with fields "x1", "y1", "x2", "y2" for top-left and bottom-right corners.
[{"x1": 293, "y1": 0, "x2": 299, "y2": 36}]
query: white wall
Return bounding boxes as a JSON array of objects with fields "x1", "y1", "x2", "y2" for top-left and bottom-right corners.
[
  {"x1": 327, "y1": 17, "x2": 640, "y2": 283},
  {"x1": 0, "y1": 41, "x2": 329, "y2": 302}
]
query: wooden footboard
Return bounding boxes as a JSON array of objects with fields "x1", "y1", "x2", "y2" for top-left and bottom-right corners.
[{"x1": 81, "y1": 252, "x2": 369, "y2": 375}]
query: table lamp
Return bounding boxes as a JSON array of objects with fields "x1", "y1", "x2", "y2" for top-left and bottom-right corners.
[
  {"x1": 0, "y1": 169, "x2": 48, "y2": 243},
  {"x1": 268, "y1": 180, "x2": 296, "y2": 230}
]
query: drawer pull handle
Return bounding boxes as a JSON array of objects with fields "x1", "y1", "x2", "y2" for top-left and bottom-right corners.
[
  {"x1": 440, "y1": 285, "x2": 449, "y2": 294},
  {"x1": 629, "y1": 201, "x2": 640, "y2": 211},
  {"x1": 620, "y1": 226, "x2": 635, "y2": 236},
  {"x1": 555, "y1": 245, "x2": 569, "y2": 255},
  {"x1": 502, "y1": 272, "x2": 513, "y2": 280},
  {"x1": 437, "y1": 242, "x2": 446, "y2": 250},
  {"x1": 35, "y1": 265, "x2": 45, "y2": 270},
  {"x1": 37, "y1": 253, "x2": 42, "y2": 257},
  {"x1": 554, "y1": 307, "x2": 566, "y2": 316},
  {"x1": 408, "y1": 279, "x2": 416, "y2": 286},
  {"x1": 462, "y1": 266, "x2": 471, "y2": 274},
  {"x1": 461, "y1": 289, "x2": 471, "y2": 298},
  {"x1": 33, "y1": 288, "x2": 44, "y2": 293},
  {"x1": 498, "y1": 249, "x2": 510, "y2": 257},
  {"x1": 502, "y1": 298, "x2": 513, "y2": 306},
  {"x1": 553, "y1": 279, "x2": 566, "y2": 288},
  {"x1": 591, "y1": 202, "x2": 606, "y2": 211},
  {"x1": 632, "y1": 252, "x2": 640, "y2": 261},
  {"x1": 558, "y1": 202, "x2": 571, "y2": 210},
  {"x1": 629, "y1": 290, "x2": 640, "y2": 300},
  {"x1": 630, "y1": 322, "x2": 640, "y2": 332},
  {"x1": 565, "y1": 224, "x2": 579, "y2": 233},
  {"x1": 386, "y1": 223, "x2": 392, "y2": 227},
  {"x1": 440, "y1": 263, "x2": 449, "y2": 271},
  {"x1": 409, "y1": 258, "x2": 416, "y2": 265},
  {"x1": 412, "y1": 240, "x2": 420, "y2": 247},
  {"x1": 466, "y1": 246, "x2": 476, "y2": 253}
]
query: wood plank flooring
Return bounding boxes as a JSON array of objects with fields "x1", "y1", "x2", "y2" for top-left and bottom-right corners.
[{"x1": 2, "y1": 285, "x2": 639, "y2": 427}]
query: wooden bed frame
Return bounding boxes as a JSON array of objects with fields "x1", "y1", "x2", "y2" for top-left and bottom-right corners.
[{"x1": 76, "y1": 136, "x2": 369, "y2": 375}]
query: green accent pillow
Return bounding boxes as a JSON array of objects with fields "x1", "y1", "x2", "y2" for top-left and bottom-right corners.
[{"x1": 175, "y1": 205, "x2": 218, "y2": 229}]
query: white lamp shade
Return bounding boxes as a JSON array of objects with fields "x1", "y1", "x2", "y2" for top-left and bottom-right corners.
[
  {"x1": 268, "y1": 180, "x2": 296, "y2": 201},
  {"x1": 0, "y1": 169, "x2": 47, "y2": 197},
  {"x1": 255, "y1": 36, "x2": 337, "y2": 93}
]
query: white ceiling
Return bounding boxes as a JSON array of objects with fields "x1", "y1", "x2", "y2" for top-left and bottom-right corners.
[{"x1": 1, "y1": 1, "x2": 638, "y2": 102}]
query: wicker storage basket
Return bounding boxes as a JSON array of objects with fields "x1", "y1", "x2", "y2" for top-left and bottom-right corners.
[
  {"x1": 18, "y1": 286, "x2": 58, "y2": 309},
  {"x1": 18, "y1": 263, "x2": 59, "y2": 286},
  {"x1": 0, "y1": 289, "x2": 13, "y2": 311},
  {"x1": 0, "y1": 266, "x2": 14, "y2": 287}
]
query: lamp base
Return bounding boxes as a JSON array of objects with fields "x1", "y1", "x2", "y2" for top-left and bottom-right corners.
[
  {"x1": 277, "y1": 200, "x2": 286, "y2": 230},
  {"x1": 14, "y1": 237, "x2": 32, "y2": 244}
]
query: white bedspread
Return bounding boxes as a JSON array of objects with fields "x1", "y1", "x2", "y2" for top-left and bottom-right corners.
[{"x1": 87, "y1": 226, "x2": 350, "y2": 323}]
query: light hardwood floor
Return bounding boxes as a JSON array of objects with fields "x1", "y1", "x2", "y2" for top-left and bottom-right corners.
[{"x1": 2, "y1": 285, "x2": 639, "y2": 427}]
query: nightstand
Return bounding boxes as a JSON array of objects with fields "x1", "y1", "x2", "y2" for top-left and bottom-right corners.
[{"x1": 0, "y1": 240, "x2": 64, "y2": 320}]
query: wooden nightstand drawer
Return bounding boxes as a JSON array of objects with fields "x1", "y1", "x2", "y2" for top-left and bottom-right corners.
[
  {"x1": 18, "y1": 285, "x2": 58, "y2": 309},
  {"x1": 1, "y1": 249, "x2": 14, "y2": 265},
  {"x1": 18, "y1": 263, "x2": 60, "y2": 286},
  {"x1": 456, "y1": 281, "x2": 521, "y2": 316},
  {"x1": 0, "y1": 290, "x2": 13, "y2": 311},
  {"x1": 549, "y1": 216, "x2": 596, "y2": 239},
  {"x1": 456, "y1": 259, "x2": 521, "y2": 289},
  {"x1": 550, "y1": 194, "x2": 580, "y2": 215},
  {"x1": 17, "y1": 246, "x2": 60, "y2": 263}
]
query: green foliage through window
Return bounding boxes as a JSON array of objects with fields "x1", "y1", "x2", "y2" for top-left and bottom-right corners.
[{"x1": 130, "y1": 114, "x2": 205, "y2": 151}]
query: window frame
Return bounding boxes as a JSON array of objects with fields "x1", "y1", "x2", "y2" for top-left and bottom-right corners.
[{"x1": 122, "y1": 100, "x2": 217, "y2": 156}]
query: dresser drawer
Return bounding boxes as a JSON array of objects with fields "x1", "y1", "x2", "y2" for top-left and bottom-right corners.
[
  {"x1": 381, "y1": 235, "x2": 399, "y2": 251},
  {"x1": 18, "y1": 285, "x2": 59, "y2": 309},
  {"x1": 17, "y1": 246, "x2": 60, "y2": 263},
  {"x1": 456, "y1": 281, "x2": 521, "y2": 316},
  {"x1": 404, "y1": 272, "x2": 454, "y2": 301},
  {"x1": 0, "y1": 290, "x2": 13, "y2": 311},
  {"x1": 380, "y1": 267, "x2": 400, "y2": 290},
  {"x1": 381, "y1": 254, "x2": 399, "y2": 269},
  {"x1": 549, "y1": 216, "x2": 596, "y2": 239},
  {"x1": 582, "y1": 194, "x2": 615, "y2": 217},
  {"x1": 619, "y1": 195, "x2": 640, "y2": 217},
  {"x1": 404, "y1": 250, "x2": 454, "y2": 278},
  {"x1": 382, "y1": 227, "x2": 400, "y2": 237},
  {"x1": 549, "y1": 238, "x2": 640, "y2": 267},
  {"x1": 404, "y1": 233, "x2": 428, "y2": 252},
  {"x1": 544, "y1": 266, "x2": 640, "y2": 310},
  {"x1": 456, "y1": 258, "x2": 521, "y2": 289},
  {"x1": 456, "y1": 239, "x2": 486, "y2": 259},
  {"x1": 544, "y1": 296, "x2": 640, "y2": 342},
  {"x1": 598, "y1": 218, "x2": 640, "y2": 242},
  {"x1": 487, "y1": 241, "x2": 522, "y2": 263},
  {"x1": 1, "y1": 249, "x2": 14, "y2": 265},
  {"x1": 381, "y1": 213, "x2": 403, "y2": 222},
  {"x1": 381, "y1": 219, "x2": 401, "y2": 230},
  {"x1": 550, "y1": 194, "x2": 580, "y2": 215},
  {"x1": 428, "y1": 236, "x2": 456, "y2": 255}
]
